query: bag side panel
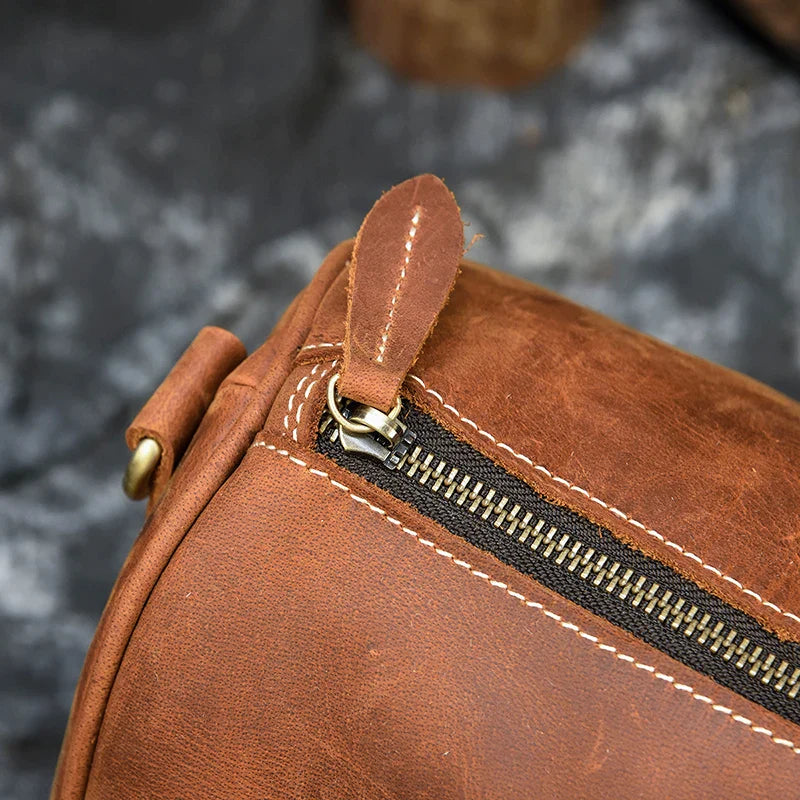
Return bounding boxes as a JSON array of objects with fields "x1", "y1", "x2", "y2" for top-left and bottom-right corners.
[{"x1": 50, "y1": 241, "x2": 352, "y2": 800}]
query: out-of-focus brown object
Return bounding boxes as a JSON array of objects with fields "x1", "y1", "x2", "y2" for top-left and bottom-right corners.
[
  {"x1": 733, "y1": 0, "x2": 800, "y2": 54},
  {"x1": 349, "y1": 0, "x2": 604, "y2": 89}
]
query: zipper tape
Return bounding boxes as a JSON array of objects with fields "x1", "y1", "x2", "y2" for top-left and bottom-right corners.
[{"x1": 318, "y1": 404, "x2": 800, "y2": 727}]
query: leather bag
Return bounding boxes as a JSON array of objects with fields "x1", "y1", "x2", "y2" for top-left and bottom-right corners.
[{"x1": 52, "y1": 175, "x2": 800, "y2": 799}]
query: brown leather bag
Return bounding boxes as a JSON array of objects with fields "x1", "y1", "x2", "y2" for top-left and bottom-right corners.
[{"x1": 52, "y1": 175, "x2": 800, "y2": 799}]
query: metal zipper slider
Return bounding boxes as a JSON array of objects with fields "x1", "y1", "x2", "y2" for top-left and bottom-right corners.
[{"x1": 326, "y1": 374, "x2": 416, "y2": 469}]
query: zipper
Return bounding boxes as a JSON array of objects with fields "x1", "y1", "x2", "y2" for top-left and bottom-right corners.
[
  {"x1": 318, "y1": 394, "x2": 800, "y2": 727},
  {"x1": 319, "y1": 173, "x2": 800, "y2": 726}
]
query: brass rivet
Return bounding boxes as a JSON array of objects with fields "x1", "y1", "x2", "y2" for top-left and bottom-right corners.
[{"x1": 122, "y1": 437, "x2": 162, "y2": 500}]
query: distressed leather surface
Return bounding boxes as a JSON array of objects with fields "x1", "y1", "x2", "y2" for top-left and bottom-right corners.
[
  {"x1": 85, "y1": 446, "x2": 800, "y2": 799},
  {"x1": 55, "y1": 239, "x2": 800, "y2": 799},
  {"x1": 298, "y1": 256, "x2": 800, "y2": 644},
  {"x1": 125, "y1": 326, "x2": 247, "y2": 508}
]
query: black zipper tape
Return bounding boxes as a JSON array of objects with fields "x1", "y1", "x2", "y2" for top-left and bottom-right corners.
[{"x1": 318, "y1": 405, "x2": 800, "y2": 726}]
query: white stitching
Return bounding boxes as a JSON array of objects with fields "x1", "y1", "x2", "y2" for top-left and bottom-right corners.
[
  {"x1": 284, "y1": 365, "x2": 320, "y2": 435},
  {"x1": 300, "y1": 342, "x2": 343, "y2": 351},
  {"x1": 287, "y1": 360, "x2": 338, "y2": 443},
  {"x1": 250, "y1": 440, "x2": 800, "y2": 758},
  {"x1": 376, "y1": 207, "x2": 422, "y2": 364},
  {"x1": 405, "y1": 372, "x2": 800, "y2": 628},
  {"x1": 301, "y1": 340, "x2": 343, "y2": 352},
  {"x1": 294, "y1": 345, "x2": 800, "y2": 629}
]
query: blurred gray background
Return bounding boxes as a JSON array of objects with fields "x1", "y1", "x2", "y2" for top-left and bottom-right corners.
[{"x1": 1, "y1": 0, "x2": 799, "y2": 796}]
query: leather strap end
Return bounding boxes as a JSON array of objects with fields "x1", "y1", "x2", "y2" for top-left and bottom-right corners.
[{"x1": 125, "y1": 326, "x2": 247, "y2": 506}]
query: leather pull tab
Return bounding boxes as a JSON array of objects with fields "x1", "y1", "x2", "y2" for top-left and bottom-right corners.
[{"x1": 339, "y1": 174, "x2": 464, "y2": 412}]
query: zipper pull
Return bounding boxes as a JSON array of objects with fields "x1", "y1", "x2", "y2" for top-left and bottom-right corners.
[
  {"x1": 338, "y1": 173, "x2": 464, "y2": 412},
  {"x1": 326, "y1": 174, "x2": 463, "y2": 465},
  {"x1": 326, "y1": 374, "x2": 416, "y2": 469}
]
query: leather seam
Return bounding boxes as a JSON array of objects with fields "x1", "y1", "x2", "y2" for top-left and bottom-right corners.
[
  {"x1": 250, "y1": 441, "x2": 800, "y2": 758},
  {"x1": 284, "y1": 363, "x2": 325, "y2": 442},
  {"x1": 297, "y1": 342, "x2": 800, "y2": 629},
  {"x1": 376, "y1": 206, "x2": 422, "y2": 364},
  {"x1": 285, "y1": 360, "x2": 338, "y2": 442}
]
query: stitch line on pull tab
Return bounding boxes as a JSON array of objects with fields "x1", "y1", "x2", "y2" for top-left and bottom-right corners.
[
  {"x1": 376, "y1": 206, "x2": 422, "y2": 364},
  {"x1": 326, "y1": 374, "x2": 417, "y2": 470}
]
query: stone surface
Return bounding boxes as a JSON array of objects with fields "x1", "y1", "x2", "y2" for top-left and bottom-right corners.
[{"x1": 1, "y1": 0, "x2": 799, "y2": 796}]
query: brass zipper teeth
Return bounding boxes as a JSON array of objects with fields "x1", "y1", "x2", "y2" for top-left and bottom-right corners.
[{"x1": 325, "y1": 419, "x2": 800, "y2": 702}]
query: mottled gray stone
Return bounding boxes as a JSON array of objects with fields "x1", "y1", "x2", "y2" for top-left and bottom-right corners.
[{"x1": 1, "y1": 0, "x2": 799, "y2": 796}]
